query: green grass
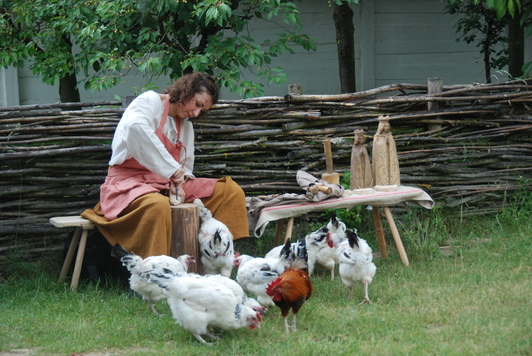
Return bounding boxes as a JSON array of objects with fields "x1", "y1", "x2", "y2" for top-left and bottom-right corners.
[{"x1": 1, "y1": 206, "x2": 531, "y2": 356}]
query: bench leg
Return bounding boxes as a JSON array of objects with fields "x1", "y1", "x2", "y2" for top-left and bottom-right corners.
[
  {"x1": 372, "y1": 207, "x2": 388, "y2": 258},
  {"x1": 58, "y1": 227, "x2": 81, "y2": 284},
  {"x1": 70, "y1": 228, "x2": 89, "y2": 291},
  {"x1": 383, "y1": 207, "x2": 409, "y2": 266}
]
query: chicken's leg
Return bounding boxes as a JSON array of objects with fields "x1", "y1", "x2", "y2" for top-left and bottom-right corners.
[
  {"x1": 358, "y1": 281, "x2": 372, "y2": 305},
  {"x1": 284, "y1": 316, "x2": 290, "y2": 333},
  {"x1": 291, "y1": 314, "x2": 297, "y2": 331},
  {"x1": 145, "y1": 299, "x2": 164, "y2": 316},
  {"x1": 192, "y1": 333, "x2": 211, "y2": 345}
]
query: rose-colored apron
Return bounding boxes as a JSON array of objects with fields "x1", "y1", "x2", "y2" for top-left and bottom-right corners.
[{"x1": 100, "y1": 95, "x2": 217, "y2": 220}]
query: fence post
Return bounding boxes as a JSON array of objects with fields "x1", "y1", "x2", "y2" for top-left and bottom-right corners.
[
  {"x1": 122, "y1": 96, "x2": 136, "y2": 108},
  {"x1": 288, "y1": 84, "x2": 302, "y2": 95},
  {"x1": 427, "y1": 77, "x2": 443, "y2": 131}
]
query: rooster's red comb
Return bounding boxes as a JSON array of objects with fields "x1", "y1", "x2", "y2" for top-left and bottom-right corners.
[{"x1": 265, "y1": 277, "x2": 281, "y2": 295}]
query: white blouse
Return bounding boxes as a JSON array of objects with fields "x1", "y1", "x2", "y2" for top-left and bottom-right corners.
[{"x1": 109, "y1": 90, "x2": 195, "y2": 180}]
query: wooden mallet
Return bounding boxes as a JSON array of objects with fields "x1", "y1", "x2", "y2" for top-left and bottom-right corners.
[{"x1": 322, "y1": 139, "x2": 340, "y2": 184}]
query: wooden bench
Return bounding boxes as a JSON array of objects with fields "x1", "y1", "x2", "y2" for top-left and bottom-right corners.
[
  {"x1": 51, "y1": 204, "x2": 201, "y2": 291},
  {"x1": 51, "y1": 216, "x2": 96, "y2": 291}
]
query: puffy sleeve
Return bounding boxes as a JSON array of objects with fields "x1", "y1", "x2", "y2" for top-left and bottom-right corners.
[
  {"x1": 179, "y1": 118, "x2": 196, "y2": 179},
  {"x1": 110, "y1": 91, "x2": 181, "y2": 179}
]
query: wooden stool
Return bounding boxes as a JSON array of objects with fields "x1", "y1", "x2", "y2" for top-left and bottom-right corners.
[
  {"x1": 170, "y1": 203, "x2": 202, "y2": 274},
  {"x1": 50, "y1": 216, "x2": 95, "y2": 291}
]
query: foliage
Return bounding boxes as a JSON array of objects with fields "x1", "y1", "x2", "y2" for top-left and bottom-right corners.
[
  {"x1": 444, "y1": 0, "x2": 511, "y2": 82},
  {"x1": 448, "y1": 0, "x2": 532, "y2": 77},
  {"x1": 0, "y1": 0, "x2": 318, "y2": 98},
  {"x1": 499, "y1": 177, "x2": 532, "y2": 221}
]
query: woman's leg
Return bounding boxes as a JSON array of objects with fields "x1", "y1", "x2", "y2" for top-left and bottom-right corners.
[{"x1": 82, "y1": 193, "x2": 172, "y2": 257}]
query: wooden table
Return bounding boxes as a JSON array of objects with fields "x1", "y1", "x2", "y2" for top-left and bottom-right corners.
[{"x1": 249, "y1": 186, "x2": 434, "y2": 266}]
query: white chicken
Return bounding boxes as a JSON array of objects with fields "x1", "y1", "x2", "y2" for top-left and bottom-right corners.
[
  {"x1": 315, "y1": 215, "x2": 347, "y2": 279},
  {"x1": 194, "y1": 199, "x2": 235, "y2": 277},
  {"x1": 264, "y1": 226, "x2": 332, "y2": 276},
  {"x1": 234, "y1": 253, "x2": 286, "y2": 308},
  {"x1": 192, "y1": 273, "x2": 267, "y2": 315},
  {"x1": 148, "y1": 273, "x2": 262, "y2": 345},
  {"x1": 337, "y1": 229, "x2": 377, "y2": 305},
  {"x1": 110, "y1": 243, "x2": 195, "y2": 315}
]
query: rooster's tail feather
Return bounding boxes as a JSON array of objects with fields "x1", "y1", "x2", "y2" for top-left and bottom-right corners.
[
  {"x1": 110, "y1": 243, "x2": 130, "y2": 260},
  {"x1": 193, "y1": 198, "x2": 213, "y2": 222},
  {"x1": 111, "y1": 244, "x2": 143, "y2": 273}
]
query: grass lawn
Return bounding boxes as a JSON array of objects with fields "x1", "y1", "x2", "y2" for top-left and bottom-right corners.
[{"x1": 1, "y1": 205, "x2": 531, "y2": 356}]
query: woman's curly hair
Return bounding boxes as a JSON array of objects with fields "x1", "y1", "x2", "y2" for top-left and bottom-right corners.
[{"x1": 164, "y1": 73, "x2": 219, "y2": 106}]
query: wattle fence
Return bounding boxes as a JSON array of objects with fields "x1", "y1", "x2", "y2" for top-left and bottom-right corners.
[{"x1": 1, "y1": 79, "x2": 531, "y2": 258}]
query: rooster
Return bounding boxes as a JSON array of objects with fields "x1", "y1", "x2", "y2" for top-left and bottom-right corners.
[
  {"x1": 265, "y1": 239, "x2": 313, "y2": 332},
  {"x1": 148, "y1": 273, "x2": 262, "y2": 345},
  {"x1": 194, "y1": 199, "x2": 235, "y2": 277},
  {"x1": 234, "y1": 253, "x2": 286, "y2": 308},
  {"x1": 337, "y1": 229, "x2": 377, "y2": 305},
  {"x1": 264, "y1": 226, "x2": 332, "y2": 276},
  {"x1": 110, "y1": 243, "x2": 195, "y2": 315},
  {"x1": 315, "y1": 214, "x2": 347, "y2": 279}
]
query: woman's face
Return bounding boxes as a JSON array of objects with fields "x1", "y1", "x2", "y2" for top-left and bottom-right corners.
[{"x1": 174, "y1": 91, "x2": 213, "y2": 119}]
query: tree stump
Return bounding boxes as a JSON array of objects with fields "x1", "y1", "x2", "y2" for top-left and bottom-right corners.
[{"x1": 170, "y1": 203, "x2": 202, "y2": 274}]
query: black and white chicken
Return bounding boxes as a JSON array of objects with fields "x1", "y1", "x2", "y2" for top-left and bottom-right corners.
[
  {"x1": 234, "y1": 253, "x2": 286, "y2": 308},
  {"x1": 110, "y1": 243, "x2": 195, "y2": 315},
  {"x1": 337, "y1": 229, "x2": 377, "y2": 305},
  {"x1": 264, "y1": 226, "x2": 332, "y2": 276},
  {"x1": 148, "y1": 273, "x2": 262, "y2": 345},
  {"x1": 315, "y1": 214, "x2": 347, "y2": 279},
  {"x1": 194, "y1": 199, "x2": 235, "y2": 277}
]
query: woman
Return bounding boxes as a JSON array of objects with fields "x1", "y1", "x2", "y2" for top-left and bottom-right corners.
[{"x1": 82, "y1": 73, "x2": 249, "y2": 258}]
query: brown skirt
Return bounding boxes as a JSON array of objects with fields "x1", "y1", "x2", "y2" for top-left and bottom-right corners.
[{"x1": 81, "y1": 177, "x2": 249, "y2": 258}]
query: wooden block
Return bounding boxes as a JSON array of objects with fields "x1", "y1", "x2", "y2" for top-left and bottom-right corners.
[
  {"x1": 322, "y1": 172, "x2": 340, "y2": 184},
  {"x1": 170, "y1": 203, "x2": 202, "y2": 274}
]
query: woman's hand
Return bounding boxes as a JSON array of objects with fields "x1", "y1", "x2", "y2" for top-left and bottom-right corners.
[
  {"x1": 170, "y1": 168, "x2": 185, "y2": 183},
  {"x1": 169, "y1": 168, "x2": 186, "y2": 205}
]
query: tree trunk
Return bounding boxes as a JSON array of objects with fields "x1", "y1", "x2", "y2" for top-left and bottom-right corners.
[
  {"x1": 332, "y1": 2, "x2": 356, "y2": 93},
  {"x1": 59, "y1": 72, "x2": 81, "y2": 104},
  {"x1": 59, "y1": 35, "x2": 81, "y2": 109},
  {"x1": 507, "y1": 13, "x2": 524, "y2": 78}
]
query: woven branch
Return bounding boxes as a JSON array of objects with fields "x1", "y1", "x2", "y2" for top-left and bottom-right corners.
[{"x1": 1, "y1": 79, "x2": 531, "y2": 257}]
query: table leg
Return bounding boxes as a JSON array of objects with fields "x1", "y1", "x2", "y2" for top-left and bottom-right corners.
[
  {"x1": 283, "y1": 217, "x2": 294, "y2": 244},
  {"x1": 273, "y1": 219, "x2": 285, "y2": 247},
  {"x1": 383, "y1": 207, "x2": 409, "y2": 266},
  {"x1": 372, "y1": 207, "x2": 388, "y2": 259}
]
